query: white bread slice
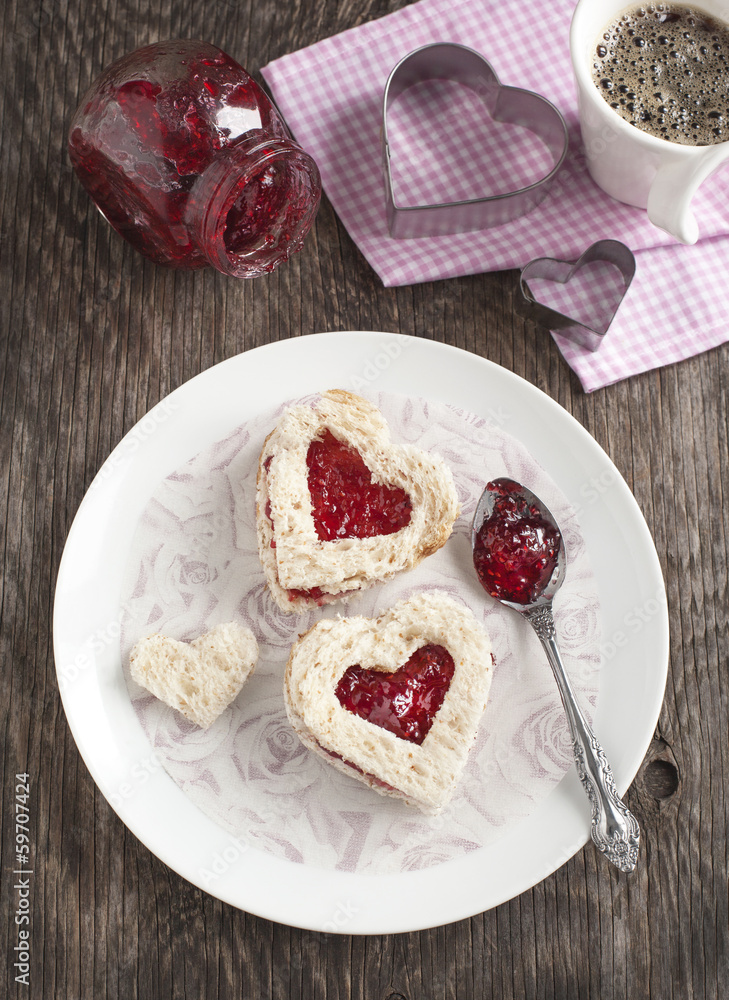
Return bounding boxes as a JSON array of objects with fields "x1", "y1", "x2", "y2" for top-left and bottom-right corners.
[
  {"x1": 129, "y1": 622, "x2": 258, "y2": 729},
  {"x1": 284, "y1": 592, "x2": 493, "y2": 814},
  {"x1": 256, "y1": 390, "x2": 459, "y2": 613}
]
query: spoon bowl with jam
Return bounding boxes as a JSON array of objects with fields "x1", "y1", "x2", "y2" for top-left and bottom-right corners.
[{"x1": 472, "y1": 477, "x2": 640, "y2": 873}]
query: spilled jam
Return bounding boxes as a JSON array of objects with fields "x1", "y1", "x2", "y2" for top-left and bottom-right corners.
[
  {"x1": 335, "y1": 644, "x2": 455, "y2": 745},
  {"x1": 472, "y1": 478, "x2": 561, "y2": 605}
]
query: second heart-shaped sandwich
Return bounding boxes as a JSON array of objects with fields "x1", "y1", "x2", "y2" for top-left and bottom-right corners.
[
  {"x1": 284, "y1": 592, "x2": 494, "y2": 813},
  {"x1": 256, "y1": 390, "x2": 459, "y2": 612}
]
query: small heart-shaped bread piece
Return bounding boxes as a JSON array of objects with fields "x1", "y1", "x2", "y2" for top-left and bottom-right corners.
[
  {"x1": 257, "y1": 391, "x2": 459, "y2": 613},
  {"x1": 130, "y1": 622, "x2": 258, "y2": 729},
  {"x1": 284, "y1": 592, "x2": 493, "y2": 813}
]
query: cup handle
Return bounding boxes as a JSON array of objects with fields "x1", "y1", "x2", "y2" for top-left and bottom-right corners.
[{"x1": 647, "y1": 144, "x2": 729, "y2": 245}]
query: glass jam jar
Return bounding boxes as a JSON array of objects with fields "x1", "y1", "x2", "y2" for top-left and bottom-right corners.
[{"x1": 68, "y1": 40, "x2": 321, "y2": 277}]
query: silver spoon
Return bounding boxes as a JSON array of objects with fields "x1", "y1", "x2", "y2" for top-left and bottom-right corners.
[{"x1": 472, "y1": 477, "x2": 640, "y2": 873}]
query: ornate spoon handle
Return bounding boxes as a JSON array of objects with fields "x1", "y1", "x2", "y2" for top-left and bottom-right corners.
[{"x1": 523, "y1": 605, "x2": 640, "y2": 873}]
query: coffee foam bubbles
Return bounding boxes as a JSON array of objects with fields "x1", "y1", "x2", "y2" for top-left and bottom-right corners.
[{"x1": 591, "y1": 4, "x2": 729, "y2": 145}]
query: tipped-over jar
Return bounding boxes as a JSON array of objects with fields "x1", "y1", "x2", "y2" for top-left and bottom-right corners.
[{"x1": 68, "y1": 40, "x2": 321, "y2": 277}]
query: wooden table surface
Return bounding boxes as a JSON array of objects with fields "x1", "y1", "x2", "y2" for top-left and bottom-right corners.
[{"x1": 2, "y1": 0, "x2": 727, "y2": 997}]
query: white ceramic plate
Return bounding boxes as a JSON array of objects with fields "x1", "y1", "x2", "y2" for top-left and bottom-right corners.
[{"x1": 53, "y1": 331, "x2": 668, "y2": 934}]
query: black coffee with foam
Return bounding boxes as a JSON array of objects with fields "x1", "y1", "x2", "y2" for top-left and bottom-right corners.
[{"x1": 592, "y1": 4, "x2": 729, "y2": 145}]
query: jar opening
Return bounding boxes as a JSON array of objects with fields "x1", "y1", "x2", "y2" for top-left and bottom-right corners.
[
  {"x1": 223, "y1": 157, "x2": 298, "y2": 257},
  {"x1": 197, "y1": 138, "x2": 321, "y2": 278}
]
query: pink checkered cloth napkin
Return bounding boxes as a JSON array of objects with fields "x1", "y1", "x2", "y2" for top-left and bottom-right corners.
[{"x1": 261, "y1": 0, "x2": 729, "y2": 392}]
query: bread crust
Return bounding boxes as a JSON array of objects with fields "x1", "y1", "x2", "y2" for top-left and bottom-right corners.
[
  {"x1": 256, "y1": 390, "x2": 459, "y2": 613},
  {"x1": 284, "y1": 592, "x2": 493, "y2": 814}
]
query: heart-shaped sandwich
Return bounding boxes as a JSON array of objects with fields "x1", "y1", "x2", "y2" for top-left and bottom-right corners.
[
  {"x1": 284, "y1": 592, "x2": 493, "y2": 813},
  {"x1": 256, "y1": 390, "x2": 459, "y2": 613},
  {"x1": 129, "y1": 622, "x2": 258, "y2": 729}
]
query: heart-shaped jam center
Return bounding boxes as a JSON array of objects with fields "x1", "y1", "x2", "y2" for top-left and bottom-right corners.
[
  {"x1": 306, "y1": 429, "x2": 412, "y2": 541},
  {"x1": 335, "y1": 644, "x2": 455, "y2": 745}
]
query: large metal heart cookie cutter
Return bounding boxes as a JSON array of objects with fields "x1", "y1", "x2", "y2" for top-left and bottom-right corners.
[
  {"x1": 382, "y1": 43, "x2": 569, "y2": 239},
  {"x1": 517, "y1": 239, "x2": 637, "y2": 352}
]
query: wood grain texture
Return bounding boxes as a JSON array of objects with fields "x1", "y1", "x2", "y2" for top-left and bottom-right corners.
[{"x1": 1, "y1": 0, "x2": 727, "y2": 998}]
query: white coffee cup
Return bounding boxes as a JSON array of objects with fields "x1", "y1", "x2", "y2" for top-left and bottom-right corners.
[{"x1": 570, "y1": 0, "x2": 729, "y2": 244}]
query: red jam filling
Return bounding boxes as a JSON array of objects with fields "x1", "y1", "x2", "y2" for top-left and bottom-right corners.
[
  {"x1": 306, "y1": 430, "x2": 412, "y2": 541},
  {"x1": 263, "y1": 456, "x2": 275, "y2": 542},
  {"x1": 287, "y1": 586, "x2": 325, "y2": 604},
  {"x1": 335, "y1": 644, "x2": 455, "y2": 745},
  {"x1": 319, "y1": 744, "x2": 399, "y2": 793},
  {"x1": 473, "y1": 478, "x2": 561, "y2": 605}
]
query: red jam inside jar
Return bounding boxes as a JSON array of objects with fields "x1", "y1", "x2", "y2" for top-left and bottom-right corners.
[
  {"x1": 335, "y1": 644, "x2": 455, "y2": 745},
  {"x1": 472, "y1": 478, "x2": 561, "y2": 604},
  {"x1": 68, "y1": 40, "x2": 321, "y2": 276},
  {"x1": 306, "y1": 430, "x2": 412, "y2": 541}
]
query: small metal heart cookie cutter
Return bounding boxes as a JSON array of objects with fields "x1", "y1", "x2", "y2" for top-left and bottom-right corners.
[
  {"x1": 382, "y1": 43, "x2": 569, "y2": 239},
  {"x1": 517, "y1": 239, "x2": 637, "y2": 352}
]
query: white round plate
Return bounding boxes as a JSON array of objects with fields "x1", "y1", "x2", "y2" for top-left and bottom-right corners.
[{"x1": 53, "y1": 331, "x2": 668, "y2": 935}]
